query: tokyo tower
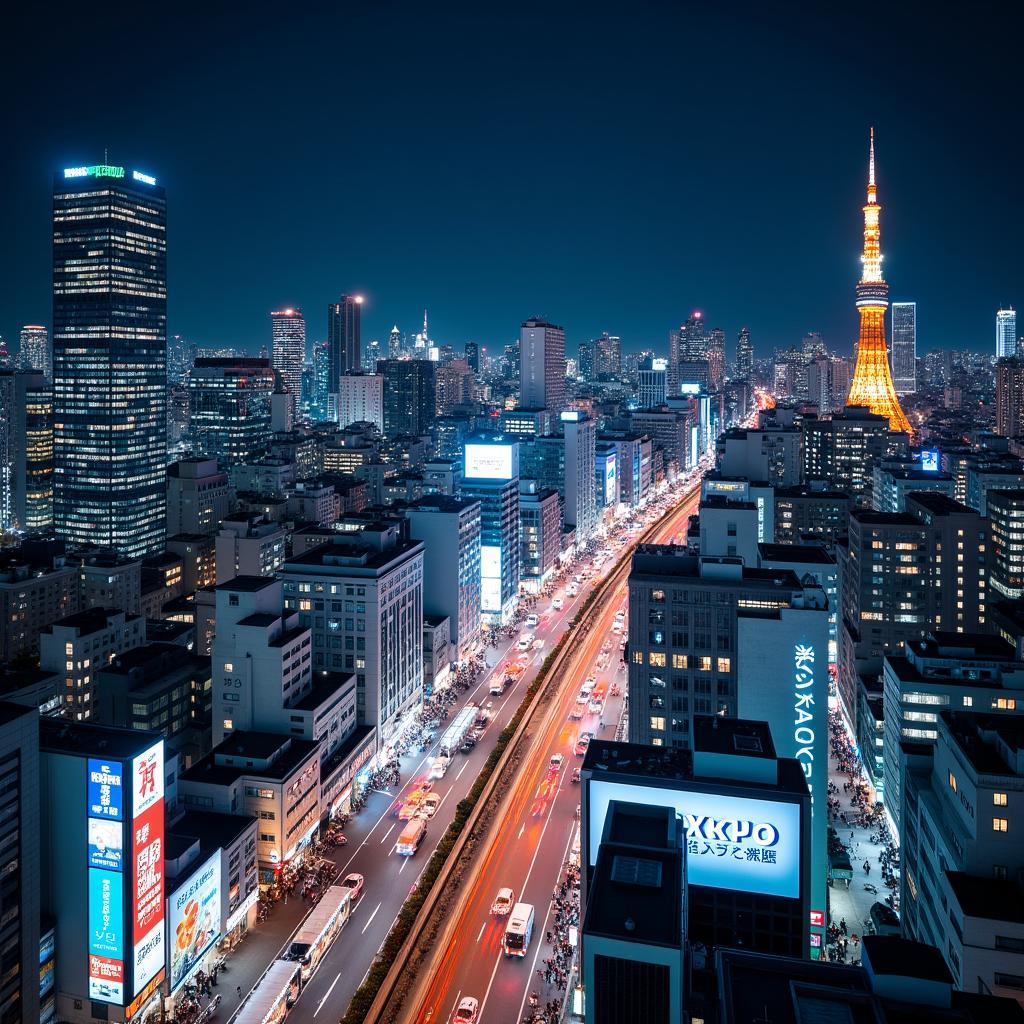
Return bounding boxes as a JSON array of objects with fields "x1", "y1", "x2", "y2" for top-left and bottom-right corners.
[{"x1": 845, "y1": 128, "x2": 912, "y2": 434}]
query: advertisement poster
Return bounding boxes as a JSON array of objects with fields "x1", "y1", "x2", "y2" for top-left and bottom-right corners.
[
  {"x1": 132, "y1": 743, "x2": 163, "y2": 817},
  {"x1": 89, "y1": 869, "x2": 123, "y2": 958},
  {"x1": 88, "y1": 954, "x2": 125, "y2": 1003},
  {"x1": 170, "y1": 855, "x2": 222, "y2": 992},
  {"x1": 88, "y1": 818, "x2": 123, "y2": 872},
  {"x1": 88, "y1": 759, "x2": 124, "y2": 820},
  {"x1": 133, "y1": 924, "x2": 165, "y2": 998},
  {"x1": 131, "y1": 740, "x2": 165, "y2": 995},
  {"x1": 465, "y1": 443, "x2": 514, "y2": 481},
  {"x1": 132, "y1": 803, "x2": 164, "y2": 942}
]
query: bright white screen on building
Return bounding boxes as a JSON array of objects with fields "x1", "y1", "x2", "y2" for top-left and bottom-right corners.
[
  {"x1": 587, "y1": 780, "x2": 801, "y2": 899},
  {"x1": 465, "y1": 443, "x2": 514, "y2": 480}
]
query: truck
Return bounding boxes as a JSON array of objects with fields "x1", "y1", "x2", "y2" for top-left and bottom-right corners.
[
  {"x1": 395, "y1": 817, "x2": 427, "y2": 856},
  {"x1": 489, "y1": 676, "x2": 508, "y2": 697},
  {"x1": 439, "y1": 704, "x2": 478, "y2": 756}
]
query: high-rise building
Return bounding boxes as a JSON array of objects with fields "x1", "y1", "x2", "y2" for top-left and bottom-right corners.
[
  {"x1": 327, "y1": 294, "x2": 363, "y2": 393},
  {"x1": 594, "y1": 332, "x2": 622, "y2": 380},
  {"x1": 338, "y1": 372, "x2": 384, "y2": 431},
  {"x1": 464, "y1": 341, "x2": 479, "y2": 373},
  {"x1": 669, "y1": 312, "x2": 706, "y2": 398},
  {"x1": 996, "y1": 358, "x2": 1024, "y2": 438},
  {"x1": 890, "y1": 301, "x2": 917, "y2": 394},
  {"x1": 363, "y1": 337, "x2": 381, "y2": 372},
  {"x1": 380, "y1": 359, "x2": 436, "y2": 437},
  {"x1": 518, "y1": 480, "x2": 561, "y2": 591},
  {"x1": 637, "y1": 357, "x2": 668, "y2": 408},
  {"x1": 388, "y1": 325, "x2": 402, "y2": 359},
  {"x1": 19, "y1": 324, "x2": 50, "y2": 380},
  {"x1": 845, "y1": 131, "x2": 912, "y2": 434},
  {"x1": 561, "y1": 410, "x2": 598, "y2": 542},
  {"x1": 996, "y1": 307, "x2": 1017, "y2": 359},
  {"x1": 312, "y1": 342, "x2": 330, "y2": 417},
  {"x1": 577, "y1": 339, "x2": 595, "y2": 382},
  {"x1": 735, "y1": 326, "x2": 753, "y2": 380},
  {"x1": 989, "y1": 489, "x2": 1024, "y2": 600},
  {"x1": 707, "y1": 326, "x2": 726, "y2": 390},
  {"x1": 0, "y1": 370, "x2": 53, "y2": 533},
  {"x1": 435, "y1": 359, "x2": 474, "y2": 415},
  {"x1": 519, "y1": 318, "x2": 566, "y2": 414},
  {"x1": 166, "y1": 458, "x2": 231, "y2": 536},
  {"x1": 168, "y1": 333, "x2": 195, "y2": 385},
  {"x1": 270, "y1": 307, "x2": 305, "y2": 400},
  {"x1": 52, "y1": 163, "x2": 167, "y2": 557},
  {"x1": 187, "y1": 358, "x2": 276, "y2": 466}
]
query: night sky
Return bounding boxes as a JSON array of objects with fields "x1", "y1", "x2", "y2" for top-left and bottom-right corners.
[{"x1": 2, "y1": 3, "x2": 1021, "y2": 361}]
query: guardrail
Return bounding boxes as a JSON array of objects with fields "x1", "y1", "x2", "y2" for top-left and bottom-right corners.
[{"x1": 348, "y1": 487, "x2": 697, "y2": 1024}]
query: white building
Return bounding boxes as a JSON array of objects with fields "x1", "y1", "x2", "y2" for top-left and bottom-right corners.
[
  {"x1": 561, "y1": 411, "x2": 597, "y2": 543},
  {"x1": 519, "y1": 318, "x2": 566, "y2": 414},
  {"x1": 215, "y1": 516, "x2": 286, "y2": 584},
  {"x1": 167, "y1": 458, "x2": 231, "y2": 536},
  {"x1": 890, "y1": 301, "x2": 917, "y2": 395},
  {"x1": 997, "y1": 308, "x2": 1017, "y2": 360},
  {"x1": 338, "y1": 372, "x2": 384, "y2": 432}
]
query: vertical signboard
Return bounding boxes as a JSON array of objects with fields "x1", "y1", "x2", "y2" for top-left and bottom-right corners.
[
  {"x1": 130, "y1": 742, "x2": 165, "y2": 995},
  {"x1": 87, "y1": 759, "x2": 126, "y2": 1004}
]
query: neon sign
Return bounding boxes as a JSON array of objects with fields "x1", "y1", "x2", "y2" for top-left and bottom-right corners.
[
  {"x1": 794, "y1": 644, "x2": 816, "y2": 787},
  {"x1": 64, "y1": 165, "x2": 125, "y2": 179},
  {"x1": 132, "y1": 170, "x2": 157, "y2": 185}
]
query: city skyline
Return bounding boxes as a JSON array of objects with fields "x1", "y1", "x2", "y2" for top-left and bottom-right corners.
[{"x1": 2, "y1": 6, "x2": 1021, "y2": 358}]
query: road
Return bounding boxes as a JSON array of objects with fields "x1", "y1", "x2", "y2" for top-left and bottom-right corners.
[
  {"x1": 277, "y1": 481, "x2": 700, "y2": 1024},
  {"x1": 405, "y1": 483, "x2": 702, "y2": 1024}
]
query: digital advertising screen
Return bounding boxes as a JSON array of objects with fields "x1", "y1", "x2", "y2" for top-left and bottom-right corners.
[
  {"x1": 131, "y1": 742, "x2": 165, "y2": 995},
  {"x1": 88, "y1": 818, "x2": 124, "y2": 872},
  {"x1": 587, "y1": 781, "x2": 802, "y2": 899},
  {"x1": 88, "y1": 759, "x2": 124, "y2": 820},
  {"x1": 170, "y1": 854, "x2": 222, "y2": 993},
  {"x1": 919, "y1": 449, "x2": 940, "y2": 473},
  {"x1": 89, "y1": 869, "x2": 124, "y2": 960},
  {"x1": 465, "y1": 443, "x2": 515, "y2": 481}
]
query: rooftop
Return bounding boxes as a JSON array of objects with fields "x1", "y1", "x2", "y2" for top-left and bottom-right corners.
[
  {"x1": 0, "y1": 700, "x2": 37, "y2": 729},
  {"x1": 215, "y1": 575, "x2": 277, "y2": 593},
  {"x1": 947, "y1": 872, "x2": 1024, "y2": 924},
  {"x1": 905, "y1": 492, "x2": 977, "y2": 516},
  {"x1": 169, "y1": 809, "x2": 257, "y2": 857},
  {"x1": 758, "y1": 542, "x2": 834, "y2": 566},
  {"x1": 181, "y1": 732, "x2": 320, "y2": 787},
  {"x1": 43, "y1": 607, "x2": 137, "y2": 634},
  {"x1": 40, "y1": 718, "x2": 161, "y2": 759}
]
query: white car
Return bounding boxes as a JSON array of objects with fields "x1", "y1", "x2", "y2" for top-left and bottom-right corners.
[
  {"x1": 615, "y1": 609, "x2": 626, "y2": 621},
  {"x1": 340, "y1": 872, "x2": 364, "y2": 899},
  {"x1": 525, "y1": 613, "x2": 539, "y2": 628},
  {"x1": 581, "y1": 677, "x2": 596, "y2": 694},
  {"x1": 588, "y1": 698, "x2": 604, "y2": 715},
  {"x1": 549, "y1": 753, "x2": 564, "y2": 771},
  {"x1": 452, "y1": 997, "x2": 479, "y2": 1024},
  {"x1": 551, "y1": 597, "x2": 564, "y2": 611},
  {"x1": 491, "y1": 887, "x2": 515, "y2": 916},
  {"x1": 429, "y1": 756, "x2": 450, "y2": 780},
  {"x1": 611, "y1": 621, "x2": 623, "y2": 633},
  {"x1": 419, "y1": 793, "x2": 442, "y2": 818},
  {"x1": 517, "y1": 635, "x2": 533, "y2": 651}
]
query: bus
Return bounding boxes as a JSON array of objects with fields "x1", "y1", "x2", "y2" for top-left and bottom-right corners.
[
  {"x1": 286, "y1": 885, "x2": 352, "y2": 980},
  {"x1": 234, "y1": 960, "x2": 301, "y2": 1024},
  {"x1": 503, "y1": 902, "x2": 535, "y2": 957},
  {"x1": 396, "y1": 817, "x2": 427, "y2": 856}
]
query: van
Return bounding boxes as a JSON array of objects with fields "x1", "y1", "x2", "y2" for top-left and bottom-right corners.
[
  {"x1": 503, "y1": 902, "x2": 535, "y2": 957},
  {"x1": 395, "y1": 817, "x2": 427, "y2": 856},
  {"x1": 525, "y1": 614, "x2": 539, "y2": 628},
  {"x1": 489, "y1": 677, "x2": 506, "y2": 696}
]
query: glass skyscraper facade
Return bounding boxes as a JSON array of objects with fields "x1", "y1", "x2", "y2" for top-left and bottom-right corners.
[
  {"x1": 890, "y1": 301, "x2": 917, "y2": 395},
  {"x1": 187, "y1": 358, "x2": 276, "y2": 466},
  {"x1": 52, "y1": 165, "x2": 167, "y2": 557},
  {"x1": 996, "y1": 307, "x2": 1017, "y2": 360},
  {"x1": 327, "y1": 294, "x2": 362, "y2": 395},
  {"x1": 270, "y1": 307, "x2": 305, "y2": 400}
]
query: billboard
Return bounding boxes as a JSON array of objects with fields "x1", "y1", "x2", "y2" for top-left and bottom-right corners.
[
  {"x1": 919, "y1": 448, "x2": 940, "y2": 473},
  {"x1": 131, "y1": 742, "x2": 165, "y2": 995},
  {"x1": 89, "y1": 759, "x2": 124, "y2": 820},
  {"x1": 465, "y1": 442, "x2": 516, "y2": 481},
  {"x1": 89, "y1": 818, "x2": 124, "y2": 872},
  {"x1": 169, "y1": 853, "x2": 222, "y2": 992},
  {"x1": 89, "y1": 954, "x2": 125, "y2": 1004},
  {"x1": 587, "y1": 781, "x2": 801, "y2": 899},
  {"x1": 89, "y1": 869, "x2": 124, "y2": 959}
]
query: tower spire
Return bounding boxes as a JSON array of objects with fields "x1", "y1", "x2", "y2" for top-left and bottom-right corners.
[{"x1": 868, "y1": 126, "x2": 876, "y2": 200}]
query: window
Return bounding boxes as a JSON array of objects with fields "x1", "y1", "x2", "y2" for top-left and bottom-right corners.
[
  {"x1": 698, "y1": 656, "x2": 712, "y2": 672},
  {"x1": 223, "y1": 663, "x2": 234, "y2": 672},
  {"x1": 963, "y1": 695, "x2": 973, "y2": 707},
  {"x1": 650, "y1": 589, "x2": 665, "y2": 602},
  {"x1": 223, "y1": 718, "x2": 233, "y2": 730},
  {"x1": 672, "y1": 654, "x2": 688, "y2": 669},
  {"x1": 994, "y1": 698, "x2": 1017, "y2": 710},
  {"x1": 995, "y1": 974, "x2": 1024, "y2": 992},
  {"x1": 717, "y1": 657, "x2": 731, "y2": 673},
  {"x1": 649, "y1": 652, "x2": 666, "y2": 667},
  {"x1": 993, "y1": 817, "x2": 1009, "y2": 833},
  {"x1": 948, "y1": 771, "x2": 957, "y2": 792},
  {"x1": 632, "y1": 651, "x2": 643, "y2": 665},
  {"x1": 649, "y1": 716, "x2": 666, "y2": 732},
  {"x1": 994, "y1": 793, "x2": 1008, "y2": 807}
]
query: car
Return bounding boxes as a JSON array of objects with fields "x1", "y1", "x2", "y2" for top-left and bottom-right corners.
[
  {"x1": 568, "y1": 704, "x2": 584, "y2": 721},
  {"x1": 566, "y1": 585, "x2": 578, "y2": 597},
  {"x1": 491, "y1": 887, "x2": 516, "y2": 916},
  {"x1": 549, "y1": 753, "x2": 564, "y2": 770},
  {"x1": 611, "y1": 621, "x2": 623, "y2": 633},
  {"x1": 429, "y1": 756, "x2": 450, "y2": 780},
  {"x1": 571, "y1": 767, "x2": 581, "y2": 783},
  {"x1": 615, "y1": 609, "x2": 626, "y2": 620},
  {"x1": 340, "y1": 873, "x2": 364, "y2": 899},
  {"x1": 525, "y1": 613, "x2": 539, "y2": 628},
  {"x1": 575, "y1": 690, "x2": 589, "y2": 704},
  {"x1": 517, "y1": 636, "x2": 532, "y2": 651},
  {"x1": 451, "y1": 997, "x2": 480, "y2": 1024},
  {"x1": 581, "y1": 677, "x2": 596, "y2": 694},
  {"x1": 575, "y1": 733, "x2": 592, "y2": 756},
  {"x1": 551, "y1": 597, "x2": 563, "y2": 611},
  {"x1": 460, "y1": 735, "x2": 477, "y2": 752},
  {"x1": 588, "y1": 698, "x2": 603, "y2": 715},
  {"x1": 419, "y1": 793, "x2": 442, "y2": 819}
]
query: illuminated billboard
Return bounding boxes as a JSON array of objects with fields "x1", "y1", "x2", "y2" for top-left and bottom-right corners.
[
  {"x1": 587, "y1": 782, "x2": 801, "y2": 899},
  {"x1": 131, "y1": 742, "x2": 165, "y2": 995},
  {"x1": 89, "y1": 759, "x2": 124, "y2": 820},
  {"x1": 170, "y1": 853, "x2": 222, "y2": 993},
  {"x1": 465, "y1": 442, "x2": 516, "y2": 481},
  {"x1": 481, "y1": 544, "x2": 503, "y2": 613},
  {"x1": 919, "y1": 448, "x2": 940, "y2": 473},
  {"x1": 679, "y1": 382, "x2": 701, "y2": 395},
  {"x1": 89, "y1": 818, "x2": 124, "y2": 872}
]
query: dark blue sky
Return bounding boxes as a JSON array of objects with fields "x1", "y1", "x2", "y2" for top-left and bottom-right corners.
[{"x1": 2, "y1": 3, "x2": 1020, "y2": 360}]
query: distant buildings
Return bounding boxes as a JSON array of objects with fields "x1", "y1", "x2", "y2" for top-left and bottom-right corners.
[
  {"x1": 996, "y1": 307, "x2": 1017, "y2": 359},
  {"x1": 270, "y1": 307, "x2": 305, "y2": 401},
  {"x1": 594, "y1": 331, "x2": 621, "y2": 380},
  {"x1": 735, "y1": 326, "x2": 753, "y2": 380},
  {"x1": 327, "y1": 294, "x2": 363, "y2": 393},
  {"x1": 890, "y1": 301, "x2": 917, "y2": 394},
  {"x1": 996, "y1": 358, "x2": 1024, "y2": 438},
  {"x1": 380, "y1": 359, "x2": 436, "y2": 437},
  {"x1": 188, "y1": 358, "x2": 276, "y2": 466},
  {"x1": 0, "y1": 370, "x2": 52, "y2": 533},
  {"x1": 19, "y1": 324, "x2": 50, "y2": 381},
  {"x1": 338, "y1": 372, "x2": 384, "y2": 432}
]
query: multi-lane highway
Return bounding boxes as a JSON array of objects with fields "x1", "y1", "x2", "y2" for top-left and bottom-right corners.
[
  {"x1": 272, "y1": 479, "x2": 701, "y2": 1024},
  {"x1": 403, "y1": 483, "x2": 702, "y2": 1024}
]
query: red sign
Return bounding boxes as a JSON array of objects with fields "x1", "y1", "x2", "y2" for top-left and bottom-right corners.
[
  {"x1": 89, "y1": 955, "x2": 124, "y2": 984},
  {"x1": 809, "y1": 909, "x2": 825, "y2": 928},
  {"x1": 132, "y1": 803, "x2": 164, "y2": 942}
]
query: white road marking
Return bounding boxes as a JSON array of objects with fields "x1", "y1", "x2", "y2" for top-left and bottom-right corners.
[
  {"x1": 477, "y1": 921, "x2": 486, "y2": 941},
  {"x1": 312, "y1": 972, "x2": 341, "y2": 1017},
  {"x1": 360, "y1": 901, "x2": 382, "y2": 935},
  {"x1": 517, "y1": 823, "x2": 525, "y2": 840},
  {"x1": 380, "y1": 822, "x2": 397, "y2": 844},
  {"x1": 456, "y1": 760, "x2": 469, "y2": 781}
]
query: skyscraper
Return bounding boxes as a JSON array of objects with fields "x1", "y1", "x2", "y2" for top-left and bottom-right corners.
[
  {"x1": 996, "y1": 358, "x2": 1024, "y2": 438},
  {"x1": 464, "y1": 341, "x2": 479, "y2": 373},
  {"x1": 519, "y1": 318, "x2": 566, "y2": 413},
  {"x1": 19, "y1": 325, "x2": 50, "y2": 381},
  {"x1": 380, "y1": 359, "x2": 436, "y2": 436},
  {"x1": 187, "y1": 358, "x2": 276, "y2": 465},
  {"x1": 52, "y1": 163, "x2": 167, "y2": 557},
  {"x1": 312, "y1": 341, "x2": 330, "y2": 416},
  {"x1": 707, "y1": 326, "x2": 726, "y2": 390},
  {"x1": 996, "y1": 307, "x2": 1017, "y2": 359},
  {"x1": 577, "y1": 339, "x2": 595, "y2": 382},
  {"x1": 594, "y1": 331, "x2": 622, "y2": 380},
  {"x1": 270, "y1": 307, "x2": 305, "y2": 399},
  {"x1": 0, "y1": 370, "x2": 52, "y2": 533},
  {"x1": 669, "y1": 311, "x2": 705, "y2": 397},
  {"x1": 845, "y1": 130, "x2": 912, "y2": 434},
  {"x1": 389, "y1": 325, "x2": 403, "y2": 359},
  {"x1": 890, "y1": 301, "x2": 917, "y2": 394},
  {"x1": 327, "y1": 294, "x2": 363, "y2": 393},
  {"x1": 735, "y1": 326, "x2": 753, "y2": 380}
]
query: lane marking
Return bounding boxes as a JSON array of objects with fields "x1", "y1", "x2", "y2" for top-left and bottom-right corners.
[
  {"x1": 360, "y1": 901, "x2": 382, "y2": 935},
  {"x1": 517, "y1": 823, "x2": 525, "y2": 840},
  {"x1": 456, "y1": 760, "x2": 469, "y2": 781},
  {"x1": 399, "y1": 856, "x2": 409, "y2": 873},
  {"x1": 477, "y1": 921, "x2": 486, "y2": 942},
  {"x1": 380, "y1": 822, "x2": 397, "y2": 844},
  {"x1": 313, "y1": 972, "x2": 341, "y2": 1017}
]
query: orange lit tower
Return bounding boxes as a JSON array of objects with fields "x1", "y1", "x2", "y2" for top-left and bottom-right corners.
[{"x1": 845, "y1": 128, "x2": 912, "y2": 434}]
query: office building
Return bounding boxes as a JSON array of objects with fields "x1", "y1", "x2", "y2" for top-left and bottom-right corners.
[
  {"x1": 0, "y1": 547, "x2": 80, "y2": 661},
  {"x1": 996, "y1": 358, "x2": 1024, "y2": 439},
  {"x1": 435, "y1": 358, "x2": 474, "y2": 415},
  {"x1": 337, "y1": 372, "x2": 384, "y2": 432},
  {"x1": 890, "y1": 301, "x2": 917, "y2": 394},
  {"x1": 215, "y1": 516, "x2": 286, "y2": 584},
  {"x1": 735, "y1": 326, "x2": 753, "y2": 380},
  {"x1": 501, "y1": 407, "x2": 552, "y2": 439},
  {"x1": 327, "y1": 294, "x2": 362, "y2": 393},
  {"x1": 630, "y1": 408, "x2": 691, "y2": 477},
  {"x1": 38, "y1": 720, "x2": 166, "y2": 1024},
  {"x1": 594, "y1": 331, "x2": 621, "y2": 380},
  {"x1": 638, "y1": 357, "x2": 668, "y2": 408},
  {"x1": 379, "y1": 359, "x2": 436, "y2": 437},
  {"x1": 668, "y1": 312, "x2": 706, "y2": 398},
  {"x1": 872, "y1": 461, "x2": 955, "y2": 512},
  {"x1": 561, "y1": 411, "x2": 598, "y2": 543},
  {"x1": 582, "y1": 721, "x2": 813, "y2": 962},
  {"x1": 606, "y1": 434, "x2": 652, "y2": 508},
  {"x1": 464, "y1": 341, "x2": 479, "y2": 373},
  {"x1": 989, "y1": 490, "x2": 1024, "y2": 599},
  {"x1": 403, "y1": 496, "x2": 482, "y2": 659},
  {"x1": 0, "y1": 702, "x2": 40, "y2": 1024},
  {"x1": 519, "y1": 318, "x2": 566, "y2": 414},
  {"x1": 577, "y1": 339, "x2": 595, "y2": 382},
  {"x1": 696, "y1": 496, "x2": 760, "y2": 564},
  {"x1": 997, "y1": 307, "x2": 1017, "y2": 360},
  {"x1": 461, "y1": 437, "x2": 520, "y2": 625},
  {"x1": 967, "y1": 462, "x2": 1024, "y2": 516},
  {"x1": 270, "y1": 307, "x2": 305, "y2": 401},
  {"x1": 882, "y1": 633, "x2": 1024, "y2": 832},
  {"x1": 188, "y1": 358, "x2": 276, "y2": 467},
  {"x1": 519, "y1": 480, "x2": 561, "y2": 591},
  {"x1": 19, "y1": 324, "x2": 50, "y2": 380},
  {"x1": 900, "y1": 712, "x2": 1024, "y2": 1003},
  {"x1": 166, "y1": 459, "x2": 230, "y2": 537},
  {"x1": 52, "y1": 164, "x2": 167, "y2": 558},
  {"x1": 717, "y1": 426, "x2": 802, "y2": 487},
  {"x1": 0, "y1": 369, "x2": 52, "y2": 533},
  {"x1": 595, "y1": 442, "x2": 619, "y2": 510},
  {"x1": 280, "y1": 525, "x2": 424, "y2": 736},
  {"x1": 774, "y1": 485, "x2": 853, "y2": 548},
  {"x1": 312, "y1": 342, "x2": 330, "y2": 417}
]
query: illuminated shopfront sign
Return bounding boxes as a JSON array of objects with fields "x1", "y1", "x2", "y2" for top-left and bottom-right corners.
[{"x1": 793, "y1": 644, "x2": 816, "y2": 787}]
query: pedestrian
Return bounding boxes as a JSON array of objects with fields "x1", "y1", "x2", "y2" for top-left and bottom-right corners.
[{"x1": 236, "y1": 986, "x2": 242, "y2": 1000}]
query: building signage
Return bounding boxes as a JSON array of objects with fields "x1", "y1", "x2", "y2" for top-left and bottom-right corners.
[
  {"x1": 793, "y1": 644, "x2": 816, "y2": 788},
  {"x1": 587, "y1": 781, "x2": 801, "y2": 899},
  {"x1": 63, "y1": 164, "x2": 126, "y2": 179},
  {"x1": 131, "y1": 742, "x2": 165, "y2": 995},
  {"x1": 89, "y1": 818, "x2": 124, "y2": 872},
  {"x1": 920, "y1": 448, "x2": 940, "y2": 473},
  {"x1": 465, "y1": 442, "x2": 516, "y2": 481},
  {"x1": 225, "y1": 887, "x2": 259, "y2": 932},
  {"x1": 132, "y1": 170, "x2": 157, "y2": 185},
  {"x1": 89, "y1": 869, "x2": 124, "y2": 958},
  {"x1": 89, "y1": 759, "x2": 124, "y2": 820},
  {"x1": 170, "y1": 854, "x2": 223, "y2": 992},
  {"x1": 89, "y1": 954, "x2": 125, "y2": 1003}
]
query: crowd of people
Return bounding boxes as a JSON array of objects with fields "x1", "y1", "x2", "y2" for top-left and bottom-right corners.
[{"x1": 526, "y1": 861, "x2": 581, "y2": 1023}]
